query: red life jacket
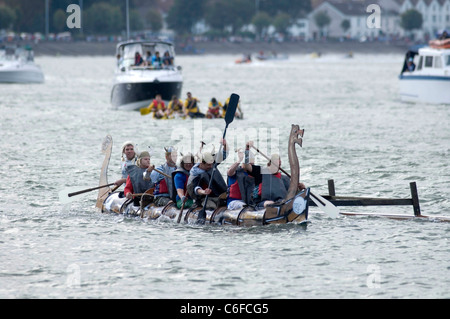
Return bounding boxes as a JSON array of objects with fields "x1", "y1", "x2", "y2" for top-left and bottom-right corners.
[
  {"x1": 229, "y1": 180, "x2": 242, "y2": 200},
  {"x1": 158, "y1": 178, "x2": 169, "y2": 194},
  {"x1": 152, "y1": 100, "x2": 165, "y2": 111}
]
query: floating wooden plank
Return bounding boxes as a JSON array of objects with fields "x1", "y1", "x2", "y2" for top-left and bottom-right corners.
[{"x1": 308, "y1": 180, "x2": 449, "y2": 222}]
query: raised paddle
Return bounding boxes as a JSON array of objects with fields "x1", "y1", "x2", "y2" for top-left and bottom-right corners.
[
  {"x1": 197, "y1": 93, "x2": 240, "y2": 223},
  {"x1": 59, "y1": 183, "x2": 116, "y2": 204},
  {"x1": 250, "y1": 145, "x2": 339, "y2": 219}
]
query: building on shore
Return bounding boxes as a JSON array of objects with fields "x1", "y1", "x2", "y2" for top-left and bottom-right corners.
[{"x1": 308, "y1": 0, "x2": 450, "y2": 41}]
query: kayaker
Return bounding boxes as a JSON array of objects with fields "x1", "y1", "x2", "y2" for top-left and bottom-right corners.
[{"x1": 184, "y1": 92, "x2": 205, "y2": 118}]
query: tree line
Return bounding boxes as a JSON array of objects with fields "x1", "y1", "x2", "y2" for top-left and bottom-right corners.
[
  {"x1": 0, "y1": 0, "x2": 311, "y2": 38},
  {"x1": 0, "y1": 0, "x2": 424, "y2": 39}
]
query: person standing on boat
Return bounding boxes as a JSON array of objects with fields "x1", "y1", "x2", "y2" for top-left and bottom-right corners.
[
  {"x1": 226, "y1": 147, "x2": 255, "y2": 210},
  {"x1": 171, "y1": 153, "x2": 195, "y2": 209},
  {"x1": 124, "y1": 151, "x2": 155, "y2": 206},
  {"x1": 151, "y1": 146, "x2": 177, "y2": 207},
  {"x1": 187, "y1": 140, "x2": 228, "y2": 210},
  {"x1": 184, "y1": 92, "x2": 205, "y2": 118},
  {"x1": 114, "y1": 141, "x2": 137, "y2": 189}
]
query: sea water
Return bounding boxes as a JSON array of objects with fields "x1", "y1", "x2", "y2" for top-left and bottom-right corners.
[{"x1": 0, "y1": 53, "x2": 449, "y2": 300}]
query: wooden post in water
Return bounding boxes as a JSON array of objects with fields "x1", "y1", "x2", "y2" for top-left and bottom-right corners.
[
  {"x1": 328, "y1": 179, "x2": 336, "y2": 196},
  {"x1": 410, "y1": 182, "x2": 421, "y2": 216}
]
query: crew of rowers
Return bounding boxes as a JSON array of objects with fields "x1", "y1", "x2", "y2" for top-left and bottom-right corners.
[
  {"x1": 140, "y1": 92, "x2": 242, "y2": 120},
  {"x1": 114, "y1": 140, "x2": 306, "y2": 213}
]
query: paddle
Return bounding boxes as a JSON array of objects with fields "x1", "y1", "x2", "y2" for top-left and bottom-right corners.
[
  {"x1": 250, "y1": 145, "x2": 339, "y2": 219},
  {"x1": 197, "y1": 93, "x2": 240, "y2": 223},
  {"x1": 59, "y1": 183, "x2": 116, "y2": 204},
  {"x1": 177, "y1": 195, "x2": 188, "y2": 223}
]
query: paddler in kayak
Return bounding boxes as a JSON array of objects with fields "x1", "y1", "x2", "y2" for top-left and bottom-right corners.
[{"x1": 184, "y1": 92, "x2": 205, "y2": 118}]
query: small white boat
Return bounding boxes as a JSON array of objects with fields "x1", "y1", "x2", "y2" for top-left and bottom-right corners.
[
  {"x1": 0, "y1": 45, "x2": 44, "y2": 84},
  {"x1": 399, "y1": 45, "x2": 450, "y2": 104},
  {"x1": 110, "y1": 40, "x2": 183, "y2": 111}
]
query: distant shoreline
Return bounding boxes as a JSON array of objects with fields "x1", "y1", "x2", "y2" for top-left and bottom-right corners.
[{"x1": 27, "y1": 40, "x2": 411, "y2": 57}]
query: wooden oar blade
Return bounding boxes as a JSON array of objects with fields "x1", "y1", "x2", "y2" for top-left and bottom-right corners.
[
  {"x1": 310, "y1": 192, "x2": 339, "y2": 219},
  {"x1": 225, "y1": 93, "x2": 239, "y2": 125}
]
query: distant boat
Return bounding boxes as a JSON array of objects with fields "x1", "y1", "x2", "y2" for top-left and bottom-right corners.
[
  {"x1": 0, "y1": 45, "x2": 44, "y2": 84},
  {"x1": 110, "y1": 40, "x2": 183, "y2": 111},
  {"x1": 255, "y1": 51, "x2": 288, "y2": 61},
  {"x1": 399, "y1": 44, "x2": 450, "y2": 104}
]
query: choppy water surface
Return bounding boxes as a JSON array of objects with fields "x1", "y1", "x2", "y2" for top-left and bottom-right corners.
[{"x1": 0, "y1": 53, "x2": 449, "y2": 299}]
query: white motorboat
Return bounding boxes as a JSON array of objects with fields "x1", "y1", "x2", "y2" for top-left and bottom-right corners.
[
  {"x1": 0, "y1": 45, "x2": 44, "y2": 84},
  {"x1": 110, "y1": 40, "x2": 183, "y2": 111},
  {"x1": 399, "y1": 44, "x2": 450, "y2": 104}
]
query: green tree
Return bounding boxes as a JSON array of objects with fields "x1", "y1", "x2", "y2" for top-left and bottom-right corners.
[
  {"x1": 53, "y1": 9, "x2": 67, "y2": 33},
  {"x1": 0, "y1": 5, "x2": 16, "y2": 30},
  {"x1": 341, "y1": 19, "x2": 350, "y2": 34},
  {"x1": 252, "y1": 11, "x2": 272, "y2": 39},
  {"x1": 4, "y1": 0, "x2": 44, "y2": 33},
  {"x1": 273, "y1": 12, "x2": 291, "y2": 35},
  {"x1": 227, "y1": 0, "x2": 254, "y2": 34},
  {"x1": 84, "y1": 2, "x2": 123, "y2": 35},
  {"x1": 400, "y1": 9, "x2": 423, "y2": 32},
  {"x1": 314, "y1": 10, "x2": 331, "y2": 37},
  {"x1": 145, "y1": 9, "x2": 163, "y2": 32},
  {"x1": 204, "y1": 0, "x2": 229, "y2": 32},
  {"x1": 166, "y1": 0, "x2": 206, "y2": 35},
  {"x1": 130, "y1": 9, "x2": 144, "y2": 31},
  {"x1": 260, "y1": 0, "x2": 311, "y2": 19}
]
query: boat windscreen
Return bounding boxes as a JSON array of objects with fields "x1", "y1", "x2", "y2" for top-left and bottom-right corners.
[
  {"x1": 119, "y1": 42, "x2": 175, "y2": 68},
  {"x1": 121, "y1": 43, "x2": 142, "y2": 68}
]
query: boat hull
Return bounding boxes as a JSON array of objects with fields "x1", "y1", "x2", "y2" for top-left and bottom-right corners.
[
  {"x1": 0, "y1": 67, "x2": 44, "y2": 83},
  {"x1": 399, "y1": 75, "x2": 450, "y2": 104},
  {"x1": 111, "y1": 80, "x2": 182, "y2": 111}
]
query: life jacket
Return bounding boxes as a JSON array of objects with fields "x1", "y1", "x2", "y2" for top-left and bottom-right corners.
[
  {"x1": 227, "y1": 168, "x2": 255, "y2": 205},
  {"x1": 169, "y1": 100, "x2": 183, "y2": 112},
  {"x1": 208, "y1": 103, "x2": 220, "y2": 115},
  {"x1": 151, "y1": 99, "x2": 165, "y2": 112},
  {"x1": 185, "y1": 98, "x2": 199, "y2": 113}
]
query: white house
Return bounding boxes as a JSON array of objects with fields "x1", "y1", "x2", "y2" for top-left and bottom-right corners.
[
  {"x1": 399, "y1": 0, "x2": 450, "y2": 39},
  {"x1": 308, "y1": 0, "x2": 403, "y2": 40},
  {"x1": 308, "y1": 0, "x2": 450, "y2": 41}
]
